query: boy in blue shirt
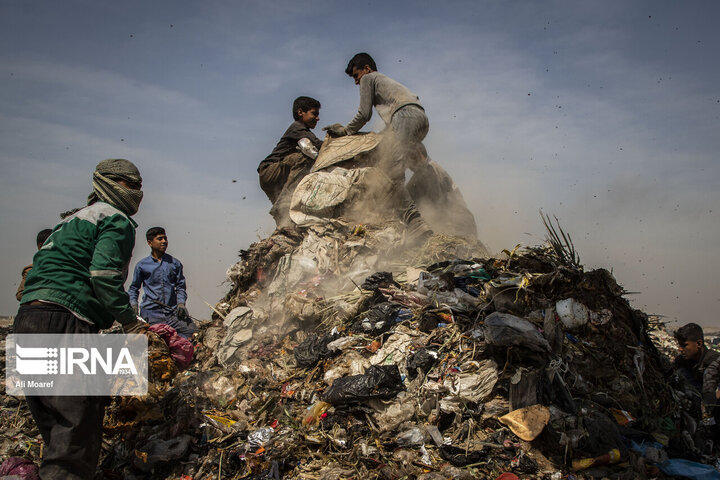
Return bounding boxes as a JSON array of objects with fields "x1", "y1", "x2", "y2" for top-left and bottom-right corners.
[{"x1": 128, "y1": 226, "x2": 196, "y2": 338}]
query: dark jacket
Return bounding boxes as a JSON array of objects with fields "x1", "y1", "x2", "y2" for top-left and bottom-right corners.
[
  {"x1": 674, "y1": 347, "x2": 720, "y2": 407},
  {"x1": 258, "y1": 121, "x2": 322, "y2": 172}
]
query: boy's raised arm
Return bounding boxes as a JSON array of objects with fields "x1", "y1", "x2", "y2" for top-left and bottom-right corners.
[{"x1": 345, "y1": 75, "x2": 374, "y2": 135}]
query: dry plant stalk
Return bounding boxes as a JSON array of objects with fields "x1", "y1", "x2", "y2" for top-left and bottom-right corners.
[{"x1": 540, "y1": 210, "x2": 581, "y2": 269}]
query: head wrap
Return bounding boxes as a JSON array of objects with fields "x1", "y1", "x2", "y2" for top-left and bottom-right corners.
[{"x1": 87, "y1": 158, "x2": 143, "y2": 216}]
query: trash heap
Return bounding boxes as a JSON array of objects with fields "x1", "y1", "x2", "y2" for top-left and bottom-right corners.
[
  {"x1": 77, "y1": 213, "x2": 718, "y2": 479},
  {"x1": 2, "y1": 131, "x2": 717, "y2": 478}
]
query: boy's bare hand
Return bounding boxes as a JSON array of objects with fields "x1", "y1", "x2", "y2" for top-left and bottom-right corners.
[{"x1": 322, "y1": 123, "x2": 348, "y2": 137}]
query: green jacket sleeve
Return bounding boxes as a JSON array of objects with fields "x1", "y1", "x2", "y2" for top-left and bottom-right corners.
[{"x1": 89, "y1": 213, "x2": 137, "y2": 326}]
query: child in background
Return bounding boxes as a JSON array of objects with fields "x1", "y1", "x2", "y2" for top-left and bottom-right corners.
[
  {"x1": 128, "y1": 226, "x2": 196, "y2": 338},
  {"x1": 15, "y1": 228, "x2": 52, "y2": 301}
]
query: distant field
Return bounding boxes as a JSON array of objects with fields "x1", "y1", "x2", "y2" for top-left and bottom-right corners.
[{"x1": 0, "y1": 316, "x2": 12, "y2": 327}]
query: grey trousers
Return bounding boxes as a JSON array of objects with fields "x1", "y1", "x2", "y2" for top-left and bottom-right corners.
[{"x1": 378, "y1": 105, "x2": 430, "y2": 225}]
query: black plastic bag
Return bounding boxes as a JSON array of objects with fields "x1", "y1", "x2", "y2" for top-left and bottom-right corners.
[
  {"x1": 323, "y1": 365, "x2": 404, "y2": 405},
  {"x1": 351, "y1": 302, "x2": 403, "y2": 335},
  {"x1": 361, "y1": 271, "x2": 399, "y2": 291},
  {"x1": 418, "y1": 310, "x2": 443, "y2": 333},
  {"x1": 132, "y1": 435, "x2": 193, "y2": 472},
  {"x1": 407, "y1": 348, "x2": 438, "y2": 379},
  {"x1": 438, "y1": 445, "x2": 487, "y2": 466},
  {"x1": 293, "y1": 334, "x2": 339, "y2": 368}
]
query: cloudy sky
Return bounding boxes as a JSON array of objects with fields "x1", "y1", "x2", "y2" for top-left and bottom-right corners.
[{"x1": 1, "y1": 1, "x2": 718, "y2": 327}]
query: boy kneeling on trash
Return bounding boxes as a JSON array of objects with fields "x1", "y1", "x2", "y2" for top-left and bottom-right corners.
[
  {"x1": 674, "y1": 322, "x2": 720, "y2": 441},
  {"x1": 258, "y1": 95, "x2": 322, "y2": 228}
]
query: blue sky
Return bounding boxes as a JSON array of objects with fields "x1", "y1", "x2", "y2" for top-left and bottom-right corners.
[{"x1": 1, "y1": 0, "x2": 719, "y2": 327}]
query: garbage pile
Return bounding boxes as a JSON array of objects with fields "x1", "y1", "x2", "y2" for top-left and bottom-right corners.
[
  {"x1": 3, "y1": 217, "x2": 720, "y2": 478},
  {"x1": 2, "y1": 131, "x2": 718, "y2": 478},
  {"x1": 76, "y1": 216, "x2": 716, "y2": 479},
  {"x1": 0, "y1": 324, "x2": 44, "y2": 476}
]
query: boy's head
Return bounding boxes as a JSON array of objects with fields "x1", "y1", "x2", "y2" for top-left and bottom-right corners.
[
  {"x1": 292, "y1": 96, "x2": 321, "y2": 128},
  {"x1": 345, "y1": 53, "x2": 377, "y2": 85},
  {"x1": 36, "y1": 229, "x2": 52, "y2": 249},
  {"x1": 146, "y1": 227, "x2": 168, "y2": 256},
  {"x1": 674, "y1": 322, "x2": 705, "y2": 361}
]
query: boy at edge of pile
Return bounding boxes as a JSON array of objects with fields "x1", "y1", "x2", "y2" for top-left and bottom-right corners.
[
  {"x1": 128, "y1": 226, "x2": 196, "y2": 338},
  {"x1": 258, "y1": 95, "x2": 322, "y2": 228},
  {"x1": 674, "y1": 322, "x2": 720, "y2": 441}
]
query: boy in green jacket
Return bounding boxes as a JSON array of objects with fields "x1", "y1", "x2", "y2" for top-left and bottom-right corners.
[{"x1": 15, "y1": 158, "x2": 144, "y2": 480}]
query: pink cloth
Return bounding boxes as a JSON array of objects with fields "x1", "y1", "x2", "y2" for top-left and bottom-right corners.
[
  {"x1": 148, "y1": 323, "x2": 194, "y2": 370},
  {"x1": 0, "y1": 457, "x2": 39, "y2": 480}
]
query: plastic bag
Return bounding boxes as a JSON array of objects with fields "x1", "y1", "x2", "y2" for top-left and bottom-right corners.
[
  {"x1": 352, "y1": 302, "x2": 403, "y2": 335},
  {"x1": 407, "y1": 348, "x2": 438, "y2": 379},
  {"x1": 438, "y1": 445, "x2": 487, "y2": 466},
  {"x1": 133, "y1": 435, "x2": 193, "y2": 472},
  {"x1": 247, "y1": 427, "x2": 275, "y2": 449},
  {"x1": 657, "y1": 458, "x2": 720, "y2": 480},
  {"x1": 395, "y1": 427, "x2": 426, "y2": 447},
  {"x1": 294, "y1": 334, "x2": 339, "y2": 368},
  {"x1": 483, "y1": 312, "x2": 551, "y2": 353},
  {"x1": 442, "y1": 359, "x2": 498, "y2": 403},
  {"x1": 374, "y1": 392, "x2": 415, "y2": 432},
  {"x1": 323, "y1": 365, "x2": 403, "y2": 405}
]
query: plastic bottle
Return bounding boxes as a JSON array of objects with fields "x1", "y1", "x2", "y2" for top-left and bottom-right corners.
[{"x1": 571, "y1": 448, "x2": 621, "y2": 471}]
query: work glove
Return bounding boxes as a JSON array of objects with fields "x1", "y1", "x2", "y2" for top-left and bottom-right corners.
[
  {"x1": 176, "y1": 303, "x2": 190, "y2": 321},
  {"x1": 131, "y1": 304, "x2": 139, "y2": 315},
  {"x1": 322, "y1": 123, "x2": 348, "y2": 137},
  {"x1": 122, "y1": 318, "x2": 147, "y2": 334}
]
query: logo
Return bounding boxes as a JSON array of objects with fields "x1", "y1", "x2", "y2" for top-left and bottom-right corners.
[
  {"x1": 6, "y1": 334, "x2": 148, "y2": 396},
  {"x1": 15, "y1": 345, "x2": 59, "y2": 375}
]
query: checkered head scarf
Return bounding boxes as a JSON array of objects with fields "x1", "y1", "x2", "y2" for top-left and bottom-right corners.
[{"x1": 87, "y1": 158, "x2": 143, "y2": 216}]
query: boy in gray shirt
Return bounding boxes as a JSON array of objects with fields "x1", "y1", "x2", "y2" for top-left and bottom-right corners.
[{"x1": 323, "y1": 52, "x2": 433, "y2": 245}]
